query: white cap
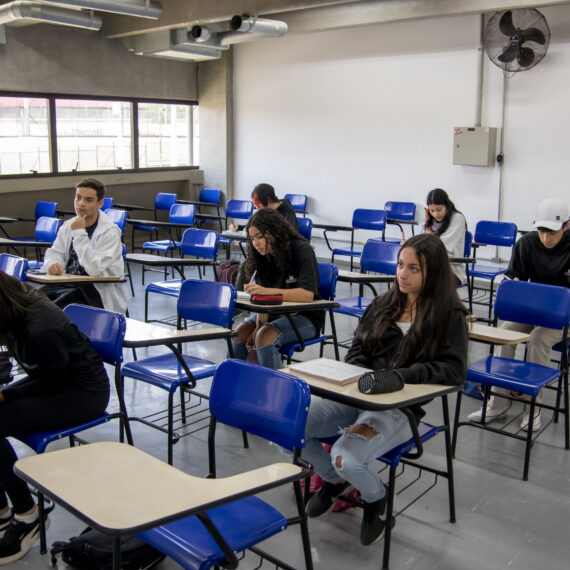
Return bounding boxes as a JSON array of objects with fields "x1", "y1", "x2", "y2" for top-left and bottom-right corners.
[{"x1": 533, "y1": 199, "x2": 569, "y2": 231}]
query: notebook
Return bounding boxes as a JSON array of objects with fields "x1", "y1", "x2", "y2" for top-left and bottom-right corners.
[
  {"x1": 237, "y1": 291, "x2": 251, "y2": 301},
  {"x1": 288, "y1": 358, "x2": 371, "y2": 385}
]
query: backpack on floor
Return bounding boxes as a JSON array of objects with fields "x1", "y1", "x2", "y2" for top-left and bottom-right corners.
[
  {"x1": 216, "y1": 258, "x2": 240, "y2": 286},
  {"x1": 50, "y1": 526, "x2": 165, "y2": 570}
]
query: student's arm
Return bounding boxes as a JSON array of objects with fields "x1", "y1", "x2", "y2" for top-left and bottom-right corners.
[
  {"x1": 73, "y1": 223, "x2": 123, "y2": 277},
  {"x1": 504, "y1": 236, "x2": 528, "y2": 281},
  {"x1": 244, "y1": 283, "x2": 314, "y2": 302},
  {"x1": 394, "y1": 309, "x2": 468, "y2": 386},
  {"x1": 42, "y1": 223, "x2": 70, "y2": 273},
  {"x1": 439, "y1": 213, "x2": 466, "y2": 256}
]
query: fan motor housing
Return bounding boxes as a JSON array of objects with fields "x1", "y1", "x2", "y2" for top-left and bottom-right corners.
[{"x1": 453, "y1": 126, "x2": 497, "y2": 166}]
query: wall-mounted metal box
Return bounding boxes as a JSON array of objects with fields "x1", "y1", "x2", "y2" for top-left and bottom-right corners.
[{"x1": 453, "y1": 126, "x2": 497, "y2": 166}]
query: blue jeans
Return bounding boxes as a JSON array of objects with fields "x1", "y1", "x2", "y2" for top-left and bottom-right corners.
[
  {"x1": 231, "y1": 314, "x2": 317, "y2": 370},
  {"x1": 302, "y1": 397, "x2": 413, "y2": 503}
]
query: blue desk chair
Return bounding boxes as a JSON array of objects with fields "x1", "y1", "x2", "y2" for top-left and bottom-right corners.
[
  {"x1": 284, "y1": 193, "x2": 308, "y2": 216},
  {"x1": 194, "y1": 188, "x2": 224, "y2": 231},
  {"x1": 298, "y1": 216, "x2": 313, "y2": 240},
  {"x1": 142, "y1": 203, "x2": 196, "y2": 257},
  {"x1": 452, "y1": 280, "x2": 570, "y2": 480},
  {"x1": 122, "y1": 279, "x2": 237, "y2": 464},
  {"x1": 131, "y1": 192, "x2": 177, "y2": 252},
  {"x1": 0, "y1": 253, "x2": 28, "y2": 281},
  {"x1": 219, "y1": 199, "x2": 254, "y2": 258},
  {"x1": 280, "y1": 261, "x2": 340, "y2": 364},
  {"x1": 383, "y1": 201, "x2": 416, "y2": 242},
  {"x1": 19, "y1": 200, "x2": 58, "y2": 223},
  {"x1": 13, "y1": 304, "x2": 132, "y2": 553},
  {"x1": 469, "y1": 220, "x2": 517, "y2": 321},
  {"x1": 23, "y1": 216, "x2": 62, "y2": 270},
  {"x1": 104, "y1": 208, "x2": 127, "y2": 232},
  {"x1": 100, "y1": 197, "x2": 114, "y2": 211},
  {"x1": 136, "y1": 359, "x2": 313, "y2": 570},
  {"x1": 331, "y1": 209, "x2": 386, "y2": 271},
  {"x1": 334, "y1": 239, "x2": 399, "y2": 322},
  {"x1": 143, "y1": 228, "x2": 220, "y2": 321}
]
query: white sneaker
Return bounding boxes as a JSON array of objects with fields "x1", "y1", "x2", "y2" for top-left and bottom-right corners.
[
  {"x1": 520, "y1": 410, "x2": 542, "y2": 431},
  {"x1": 467, "y1": 397, "x2": 508, "y2": 423}
]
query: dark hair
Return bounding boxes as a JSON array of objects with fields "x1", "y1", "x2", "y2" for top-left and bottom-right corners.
[
  {"x1": 244, "y1": 208, "x2": 304, "y2": 283},
  {"x1": 251, "y1": 183, "x2": 278, "y2": 207},
  {"x1": 0, "y1": 271, "x2": 47, "y2": 344},
  {"x1": 426, "y1": 188, "x2": 461, "y2": 235},
  {"x1": 363, "y1": 233, "x2": 466, "y2": 367},
  {"x1": 76, "y1": 178, "x2": 106, "y2": 201}
]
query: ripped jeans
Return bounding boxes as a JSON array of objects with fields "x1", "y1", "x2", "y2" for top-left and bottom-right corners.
[{"x1": 302, "y1": 396, "x2": 413, "y2": 503}]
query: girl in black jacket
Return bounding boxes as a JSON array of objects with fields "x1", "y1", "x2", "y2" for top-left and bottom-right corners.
[
  {"x1": 0, "y1": 271, "x2": 109, "y2": 564},
  {"x1": 303, "y1": 234, "x2": 468, "y2": 546}
]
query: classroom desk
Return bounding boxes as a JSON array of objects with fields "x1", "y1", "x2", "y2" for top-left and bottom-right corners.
[
  {"x1": 0, "y1": 237, "x2": 52, "y2": 250},
  {"x1": 285, "y1": 360, "x2": 459, "y2": 570},
  {"x1": 125, "y1": 253, "x2": 216, "y2": 281},
  {"x1": 0, "y1": 216, "x2": 20, "y2": 239},
  {"x1": 113, "y1": 203, "x2": 153, "y2": 213},
  {"x1": 236, "y1": 298, "x2": 340, "y2": 360},
  {"x1": 14, "y1": 442, "x2": 302, "y2": 570},
  {"x1": 26, "y1": 273, "x2": 125, "y2": 284},
  {"x1": 220, "y1": 229, "x2": 247, "y2": 258},
  {"x1": 126, "y1": 218, "x2": 197, "y2": 254},
  {"x1": 467, "y1": 322, "x2": 531, "y2": 345},
  {"x1": 337, "y1": 269, "x2": 394, "y2": 296}
]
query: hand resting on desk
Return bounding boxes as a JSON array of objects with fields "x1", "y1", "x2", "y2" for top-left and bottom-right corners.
[{"x1": 358, "y1": 369, "x2": 404, "y2": 394}]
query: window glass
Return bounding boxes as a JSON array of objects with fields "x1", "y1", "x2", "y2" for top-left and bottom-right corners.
[
  {"x1": 138, "y1": 103, "x2": 192, "y2": 167},
  {"x1": 0, "y1": 97, "x2": 50, "y2": 175},
  {"x1": 56, "y1": 99, "x2": 132, "y2": 172}
]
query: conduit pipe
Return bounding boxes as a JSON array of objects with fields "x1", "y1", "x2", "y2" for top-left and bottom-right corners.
[
  {"x1": 0, "y1": 1, "x2": 101, "y2": 29},
  {"x1": 41, "y1": 0, "x2": 162, "y2": 20}
]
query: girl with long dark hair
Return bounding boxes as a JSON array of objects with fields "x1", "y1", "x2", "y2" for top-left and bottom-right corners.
[
  {"x1": 0, "y1": 271, "x2": 109, "y2": 564},
  {"x1": 424, "y1": 188, "x2": 467, "y2": 285},
  {"x1": 231, "y1": 208, "x2": 323, "y2": 370},
  {"x1": 302, "y1": 234, "x2": 468, "y2": 546}
]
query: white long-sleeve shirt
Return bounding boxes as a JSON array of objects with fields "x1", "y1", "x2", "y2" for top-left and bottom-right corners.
[{"x1": 427, "y1": 212, "x2": 467, "y2": 284}]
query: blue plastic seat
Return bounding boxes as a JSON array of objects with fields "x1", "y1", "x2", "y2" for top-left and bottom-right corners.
[
  {"x1": 453, "y1": 280, "x2": 570, "y2": 480},
  {"x1": 219, "y1": 200, "x2": 254, "y2": 257},
  {"x1": 131, "y1": 192, "x2": 177, "y2": 252},
  {"x1": 104, "y1": 208, "x2": 127, "y2": 232},
  {"x1": 383, "y1": 201, "x2": 416, "y2": 242},
  {"x1": 334, "y1": 239, "x2": 400, "y2": 321},
  {"x1": 298, "y1": 216, "x2": 313, "y2": 240},
  {"x1": 0, "y1": 253, "x2": 28, "y2": 281},
  {"x1": 142, "y1": 203, "x2": 196, "y2": 255},
  {"x1": 284, "y1": 193, "x2": 308, "y2": 216},
  {"x1": 100, "y1": 196, "x2": 114, "y2": 211},
  {"x1": 122, "y1": 279, "x2": 237, "y2": 464},
  {"x1": 194, "y1": 188, "x2": 224, "y2": 231},
  {"x1": 23, "y1": 216, "x2": 62, "y2": 270},
  {"x1": 280, "y1": 261, "x2": 340, "y2": 363},
  {"x1": 135, "y1": 359, "x2": 313, "y2": 570},
  {"x1": 469, "y1": 220, "x2": 518, "y2": 321},
  {"x1": 13, "y1": 304, "x2": 131, "y2": 553},
  {"x1": 143, "y1": 228, "x2": 220, "y2": 322},
  {"x1": 331, "y1": 209, "x2": 386, "y2": 271}
]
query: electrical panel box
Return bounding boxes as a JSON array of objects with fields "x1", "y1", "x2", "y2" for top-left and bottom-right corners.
[{"x1": 453, "y1": 126, "x2": 497, "y2": 166}]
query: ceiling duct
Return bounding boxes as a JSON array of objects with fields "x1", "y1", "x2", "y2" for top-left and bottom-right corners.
[
  {"x1": 0, "y1": 1, "x2": 101, "y2": 29},
  {"x1": 41, "y1": 0, "x2": 162, "y2": 19},
  {"x1": 221, "y1": 15, "x2": 287, "y2": 46}
]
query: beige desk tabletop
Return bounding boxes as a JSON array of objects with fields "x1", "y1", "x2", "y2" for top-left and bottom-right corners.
[
  {"x1": 15, "y1": 442, "x2": 301, "y2": 535},
  {"x1": 284, "y1": 365, "x2": 459, "y2": 410},
  {"x1": 337, "y1": 269, "x2": 394, "y2": 283},
  {"x1": 468, "y1": 322, "x2": 531, "y2": 345},
  {"x1": 27, "y1": 273, "x2": 124, "y2": 284},
  {"x1": 236, "y1": 298, "x2": 339, "y2": 314},
  {"x1": 124, "y1": 318, "x2": 234, "y2": 348}
]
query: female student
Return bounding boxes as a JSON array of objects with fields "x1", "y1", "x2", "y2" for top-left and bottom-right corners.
[
  {"x1": 302, "y1": 234, "x2": 468, "y2": 546},
  {"x1": 0, "y1": 271, "x2": 109, "y2": 564},
  {"x1": 423, "y1": 188, "x2": 467, "y2": 286},
  {"x1": 231, "y1": 208, "x2": 322, "y2": 370}
]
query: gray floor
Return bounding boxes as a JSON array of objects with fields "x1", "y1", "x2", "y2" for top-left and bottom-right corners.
[{"x1": 8, "y1": 261, "x2": 570, "y2": 569}]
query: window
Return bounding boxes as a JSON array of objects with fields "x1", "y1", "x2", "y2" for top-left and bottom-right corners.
[
  {"x1": 0, "y1": 93, "x2": 198, "y2": 176},
  {"x1": 138, "y1": 103, "x2": 192, "y2": 168},
  {"x1": 56, "y1": 99, "x2": 132, "y2": 172},
  {"x1": 0, "y1": 97, "x2": 50, "y2": 175}
]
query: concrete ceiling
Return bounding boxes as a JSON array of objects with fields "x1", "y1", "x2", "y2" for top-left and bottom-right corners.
[{"x1": 101, "y1": 0, "x2": 570, "y2": 39}]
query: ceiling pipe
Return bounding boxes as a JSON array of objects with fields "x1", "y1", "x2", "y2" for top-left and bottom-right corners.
[
  {"x1": 41, "y1": 0, "x2": 162, "y2": 20},
  {"x1": 220, "y1": 15, "x2": 287, "y2": 46},
  {"x1": 0, "y1": 1, "x2": 101, "y2": 29}
]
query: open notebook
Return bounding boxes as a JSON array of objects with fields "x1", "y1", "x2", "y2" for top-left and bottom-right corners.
[
  {"x1": 289, "y1": 358, "x2": 371, "y2": 385},
  {"x1": 237, "y1": 291, "x2": 251, "y2": 301}
]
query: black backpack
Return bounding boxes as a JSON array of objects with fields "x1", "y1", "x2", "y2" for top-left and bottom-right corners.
[
  {"x1": 215, "y1": 258, "x2": 240, "y2": 286},
  {"x1": 50, "y1": 526, "x2": 165, "y2": 570}
]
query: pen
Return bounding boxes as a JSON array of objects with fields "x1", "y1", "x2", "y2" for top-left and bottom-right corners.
[{"x1": 249, "y1": 270, "x2": 258, "y2": 284}]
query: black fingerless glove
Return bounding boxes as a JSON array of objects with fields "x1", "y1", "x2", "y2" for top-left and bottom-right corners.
[{"x1": 358, "y1": 369, "x2": 405, "y2": 395}]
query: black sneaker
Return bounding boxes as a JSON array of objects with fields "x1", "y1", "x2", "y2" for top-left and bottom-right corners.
[
  {"x1": 306, "y1": 481, "x2": 353, "y2": 518},
  {"x1": 0, "y1": 517, "x2": 10, "y2": 540},
  {"x1": 360, "y1": 496, "x2": 388, "y2": 546},
  {"x1": 0, "y1": 516, "x2": 48, "y2": 564}
]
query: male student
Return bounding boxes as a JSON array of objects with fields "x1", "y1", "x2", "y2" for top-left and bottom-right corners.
[
  {"x1": 40, "y1": 178, "x2": 128, "y2": 314},
  {"x1": 229, "y1": 183, "x2": 299, "y2": 232},
  {"x1": 469, "y1": 198, "x2": 570, "y2": 430}
]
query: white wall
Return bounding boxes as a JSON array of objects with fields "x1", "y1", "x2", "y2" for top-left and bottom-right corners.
[{"x1": 233, "y1": 7, "x2": 570, "y2": 255}]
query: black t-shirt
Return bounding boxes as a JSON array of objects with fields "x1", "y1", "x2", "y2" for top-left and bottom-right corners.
[
  {"x1": 259, "y1": 239, "x2": 324, "y2": 332},
  {"x1": 65, "y1": 220, "x2": 98, "y2": 275},
  {"x1": 505, "y1": 230, "x2": 570, "y2": 287},
  {"x1": 276, "y1": 199, "x2": 300, "y2": 233}
]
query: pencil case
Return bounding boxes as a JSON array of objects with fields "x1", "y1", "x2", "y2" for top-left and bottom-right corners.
[{"x1": 250, "y1": 294, "x2": 283, "y2": 305}]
